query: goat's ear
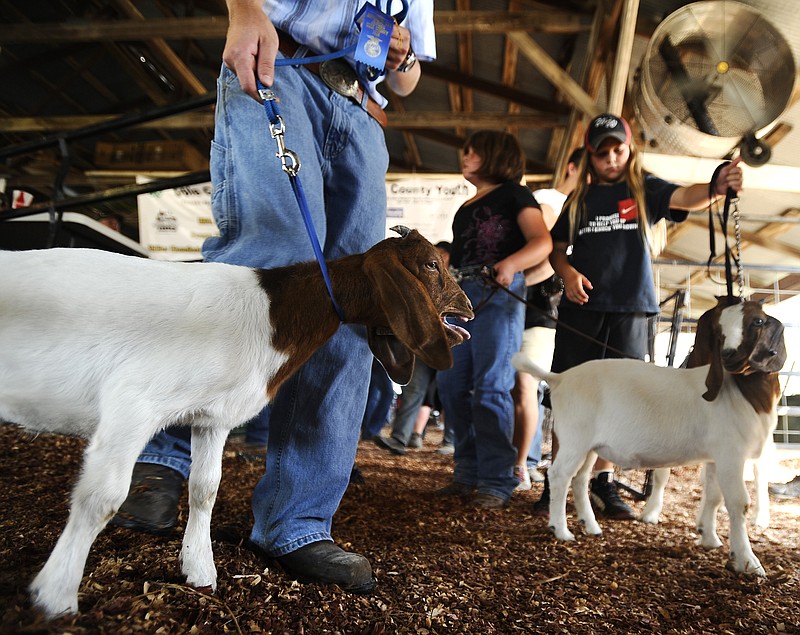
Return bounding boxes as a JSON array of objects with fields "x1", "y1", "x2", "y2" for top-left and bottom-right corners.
[
  {"x1": 367, "y1": 328, "x2": 415, "y2": 385},
  {"x1": 702, "y1": 316, "x2": 724, "y2": 401},
  {"x1": 365, "y1": 252, "x2": 453, "y2": 376}
]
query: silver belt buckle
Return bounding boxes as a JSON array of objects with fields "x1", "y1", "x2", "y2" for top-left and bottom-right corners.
[{"x1": 319, "y1": 59, "x2": 360, "y2": 99}]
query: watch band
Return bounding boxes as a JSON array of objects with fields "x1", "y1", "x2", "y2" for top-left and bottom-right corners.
[{"x1": 397, "y1": 48, "x2": 417, "y2": 73}]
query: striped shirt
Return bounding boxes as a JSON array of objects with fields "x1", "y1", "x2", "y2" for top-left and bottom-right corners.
[{"x1": 263, "y1": 0, "x2": 436, "y2": 106}]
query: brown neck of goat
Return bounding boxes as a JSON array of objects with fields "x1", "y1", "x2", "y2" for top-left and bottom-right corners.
[{"x1": 256, "y1": 254, "x2": 380, "y2": 398}]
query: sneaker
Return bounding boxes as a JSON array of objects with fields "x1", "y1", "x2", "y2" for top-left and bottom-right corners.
[
  {"x1": 531, "y1": 472, "x2": 549, "y2": 517},
  {"x1": 408, "y1": 432, "x2": 423, "y2": 449},
  {"x1": 265, "y1": 541, "x2": 375, "y2": 594},
  {"x1": 514, "y1": 465, "x2": 532, "y2": 491},
  {"x1": 589, "y1": 472, "x2": 636, "y2": 520},
  {"x1": 109, "y1": 463, "x2": 184, "y2": 535},
  {"x1": 373, "y1": 434, "x2": 406, "y2": 455},
  {"x1": 436, "y1": 443, "x2": 454, "y2": 455},
  {"x1": 433, "y1": 481, "x2": 475, "y2": 498},
  {"x1": 472, "y1": 492, "x2": 507, "y2": 509},
  {"x1": 769, "y1": 474, "x2": 800, "y2": 499}
]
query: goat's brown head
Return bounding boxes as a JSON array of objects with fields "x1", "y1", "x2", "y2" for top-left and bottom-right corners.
[
  {"x1": 692, "y1": 297, "x2": 786, "y2": 401},
  {"x1": 362, "y1": 227, "x2": 473, "y2": 384}
]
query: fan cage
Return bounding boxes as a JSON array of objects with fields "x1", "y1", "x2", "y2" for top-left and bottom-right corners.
[{"x1": 634, "y1": 0, "x2": 796, "y2": 158}]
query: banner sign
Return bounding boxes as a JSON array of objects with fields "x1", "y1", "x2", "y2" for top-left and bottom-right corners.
[
  {"x1": 136, "y1": 174, "x2": 472, "y2": 260},
  {"x1": 137, "y1": 178, "x2": 219, "y2": 261},
  {"x1": 385, "y1": 174, "x2": 474, "y2": 243}
]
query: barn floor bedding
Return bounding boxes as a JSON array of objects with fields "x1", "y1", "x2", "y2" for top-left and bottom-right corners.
[{"x1": 1, "y1": 422, "x2": 799, "y2": 634}]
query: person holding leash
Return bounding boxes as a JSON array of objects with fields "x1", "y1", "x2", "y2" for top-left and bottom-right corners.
[
  {"x1": 112, "y1": 0, "x2": 435, "y2": 594},
  {"x1": 532, "y1": 113, "x2": 743, "y2": 518}
]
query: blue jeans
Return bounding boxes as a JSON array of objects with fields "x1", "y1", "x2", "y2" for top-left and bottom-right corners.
[
  {"x1": 388, "y1": 360, "x2": 436, "y2": 445},
  {"x1": 437, "y1": 273, "x2": 525, "y2": 500},
  {"x1": 139, "y1": 59, "x2": 388, "y2": 557},
  {"x1": 361, "y1": 358, "x2": 396, "y2": 440}
]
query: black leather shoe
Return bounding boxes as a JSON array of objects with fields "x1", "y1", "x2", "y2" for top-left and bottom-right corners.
[
  {"x1": 268, "y1": 541, "x2": 376, "y2": 594},
  {"x1": 109, "y1": 463, "x2": 184, "y2": 535}
]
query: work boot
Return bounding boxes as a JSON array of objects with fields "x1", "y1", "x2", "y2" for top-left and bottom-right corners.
[
  {"x1": 589, "y1": 472, "x2": 636, "y2": 520},
  {"x1": 532, "y1": 471, "x2": 550, "y2": 517},
  {"x1": 110, "y1": 463, "x2": 184, "y2": 535},
  {"x1": 270, "y1": 541, "x2": 376, "y2": 594}
]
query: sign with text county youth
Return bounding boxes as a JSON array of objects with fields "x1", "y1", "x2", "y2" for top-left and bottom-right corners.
[
  {"x1": 137, "y1": 178, "x2": 219, "y2": 261},
  {"x1": 137, "y1": 174, "x2": 472, "y2": 260},
  {"x1": 385, "y1": 174, "x2": 475, "y2": 244}
]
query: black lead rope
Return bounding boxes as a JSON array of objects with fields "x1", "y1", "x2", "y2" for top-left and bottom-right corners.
[
  {"x1": 466, "y1": 268, "x2": 639, "y2": 360},
  {"x1": 707, "y1": 161, "x2": 739, "y2": 302}
]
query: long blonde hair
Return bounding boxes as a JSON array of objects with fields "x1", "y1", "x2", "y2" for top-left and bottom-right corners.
[{"x1": 563, "y1": 143, "x2": 665, "y2": 255}]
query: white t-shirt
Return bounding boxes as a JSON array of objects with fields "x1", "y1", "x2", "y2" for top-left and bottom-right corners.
[{"x1": 532, "y1": 187, "x2": 568, "y2": 215}]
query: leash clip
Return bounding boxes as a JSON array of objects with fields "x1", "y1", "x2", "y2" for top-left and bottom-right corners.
[{"x1": 267, "y1": 113, "x2": 301, "y2": 177}]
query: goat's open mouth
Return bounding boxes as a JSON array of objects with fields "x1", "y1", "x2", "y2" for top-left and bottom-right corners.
[{"x1": 441, "y1": 312, "x2": 471, "y2": 342}]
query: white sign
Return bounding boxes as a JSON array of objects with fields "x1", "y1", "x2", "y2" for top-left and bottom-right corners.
[
  {"x1": 137, "y1": 178, "x2": 219, "y2": 261},
  {"x1": 385, "y1": 174, "x2": 474, "y2": 243},
  {"x1": 136, "y1": 174, "x2": 472, "y2": 261}
]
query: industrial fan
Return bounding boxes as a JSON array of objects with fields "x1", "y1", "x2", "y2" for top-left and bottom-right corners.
[{"x1": 634, "y1": 0, "x2": 796, "y2": 166}]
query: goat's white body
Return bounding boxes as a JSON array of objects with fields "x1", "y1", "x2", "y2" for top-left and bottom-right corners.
[
  {"x1": 0, "y1": 249, "x2": 287, "y2": 617},
  {"x1": 641, "y1": 441, "x2": 775, "y2": 530},
  {"x1": 512, "y1": 354, "x2": 775, "y2": 577}
]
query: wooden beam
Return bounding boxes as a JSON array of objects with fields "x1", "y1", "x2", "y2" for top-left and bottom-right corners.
[
  {"x1": 423, "y1": 64, "x2": 569, "y2": 114},
  {"x1": 507, "y1": 31, "x2": 601, "y2": 119},
  {"x1": 0, "y1": 112, "x2": 563, "y2": 133},
  {"x1": 606, "y1": 0, "x2": 639, "y2": 115},
  {"x1": 434, "y1": 11, "x2": 590, "y2": 34},
  {"x1": 0, "y1": 12, "x2": 588, "y2": 44},
  {"x1": 111, "y1": 0, "x2": 207, "y2": 97}
]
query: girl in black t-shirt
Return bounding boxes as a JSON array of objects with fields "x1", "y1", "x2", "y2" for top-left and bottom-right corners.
[
  {"x1": 534, "y1": 113, "x2": 744, "y2": 519},
  {"x1": 435, "y1": 130, "x2": 552, "y2": 508}
]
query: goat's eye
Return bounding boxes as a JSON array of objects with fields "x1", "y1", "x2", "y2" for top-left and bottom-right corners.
[
  {"x1": 753, "y1": 317, "x2": 764, "y2": 327},
  {"x1": 425, "y1": 261, "x2": 439, "y2": 272}
]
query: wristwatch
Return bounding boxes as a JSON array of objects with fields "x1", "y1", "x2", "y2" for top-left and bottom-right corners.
[{"x1": 397, "y1": 48, "x2": 417, "y2": 73}]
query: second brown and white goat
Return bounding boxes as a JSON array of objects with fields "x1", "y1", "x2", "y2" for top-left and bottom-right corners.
[
  {"x1": 513, "y1": 299, "x2": 785, "y2": 577},
  {"x1": 0, "y1": 227, "x2": 473, "y2": 618}
]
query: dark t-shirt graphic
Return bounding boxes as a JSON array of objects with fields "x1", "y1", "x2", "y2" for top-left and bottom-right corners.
[{"x1": 450, "y1": 182, "x2": 538, "y2": 269}]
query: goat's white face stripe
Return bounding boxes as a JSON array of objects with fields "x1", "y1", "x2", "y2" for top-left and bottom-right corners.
[{"x1": 718, "y1": 304, "x2": 744, "y2": 352}]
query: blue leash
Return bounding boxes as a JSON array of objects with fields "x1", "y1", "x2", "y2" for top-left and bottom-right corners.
[
  {"x1": 254, "y1": 0, "x2": 409, "y2": 321},
  {"x1": 257, "y1": 79, "x2": 346, "y2": 322}
]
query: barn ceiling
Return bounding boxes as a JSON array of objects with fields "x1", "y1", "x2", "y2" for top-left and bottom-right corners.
[{"x1": 1, "y1": 0, "x2": 800, "y2": 321}]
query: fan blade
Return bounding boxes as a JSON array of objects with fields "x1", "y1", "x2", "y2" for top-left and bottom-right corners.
[{"x1": 658, "y1": 36, "x2": 719, "y2": 135}]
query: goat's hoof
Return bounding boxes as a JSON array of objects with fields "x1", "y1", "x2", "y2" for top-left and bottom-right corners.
[
  {"x1": 729, "y1": 554, "x2": 767, "y2": 578},
  {"x1": 550, "y1": 526, "x2": 575, "y2": 542},
  {"x1": 638, "y1": 513, "x2": 659, "y2": 525},
  {"x1": 579, "y1": 519, "x2": 602, "y2": 535},
  {"x1": 30, "y1": 590, "x2": 77, "y2": 620}
]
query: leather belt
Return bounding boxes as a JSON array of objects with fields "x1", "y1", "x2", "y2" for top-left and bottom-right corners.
[{"x1": 277, "y1": 30, "x2": 388, "y2": 128}]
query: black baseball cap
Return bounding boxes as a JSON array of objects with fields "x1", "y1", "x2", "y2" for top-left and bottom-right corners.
[{"x1": 584, "y1": 114, "x2": 632, "y2": 153}]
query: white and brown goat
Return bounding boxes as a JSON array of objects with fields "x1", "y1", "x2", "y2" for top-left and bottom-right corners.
[
  {"x1": 513, "y1": 299, "x2": 785, "y2": 577},
  {"x1": 640, "y1": 300, "x2": 781, "y2": 531},
  {"x1": 0, "y1": 227, "x2": 473, "y2": 618}
]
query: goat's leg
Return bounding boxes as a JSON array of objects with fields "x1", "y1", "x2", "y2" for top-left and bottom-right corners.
[
  {"x1": 548, "y1": 450, "x2": 588, "y2": 541},
  {"x1": 750, "y1": 448, "x2": 772, "y2": 530},
  {"x1": 696, "y1": 463, "x2": 723, "y2": 549},
  {"x1": 572, "y1": 452, "x2": 601, "y2": 535},
  {"x1": 716, "y1": 460, "x2": 765, "y2": 577},
  {"x1": 639, "y1": 468, "x2": 670, "y2": 524},
  {"x1": 30, "y1": 425, "x2": 151, "y2": 618},
  {"x1": 180, "y1": 425, "x2": 229, "y2": 590}
]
